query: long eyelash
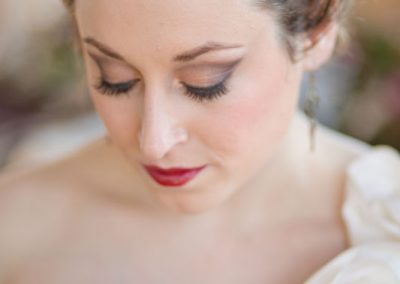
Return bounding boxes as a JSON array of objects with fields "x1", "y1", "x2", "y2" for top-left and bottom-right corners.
[
  {"x1": 182, "y1": 78, "x2": 230, "y2": 102},
  {"x1": 94, "y1": 78, "x2": 137, "y2": 97},
  {"x1": 94, "y1": 76, "x2": 231, "y2": 102}
]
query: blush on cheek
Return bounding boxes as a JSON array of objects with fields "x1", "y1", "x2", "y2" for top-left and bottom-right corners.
[
  {"x1": 224, "y1": 43, "x2": 296, "y2": 139},
  {"x1": 201, "y1": 59, "x2": 298, "y2": 164},
  {"x1": 233, "y1": 68, "x2": 293, "y2": 134},
  {"x1": 91, "y1": 95, "x2": 141, "y2": 150}
]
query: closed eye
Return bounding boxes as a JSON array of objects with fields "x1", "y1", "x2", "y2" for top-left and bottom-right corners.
[
  {"x1": 94, "y1": 72, "x2": 232, "y2": 102},
  {"x1": 181, "y1": 75, "x2": 231, "y2": 102},
  {"x1": 94, "y1": 78, "x2": 139, "y2": 96}
]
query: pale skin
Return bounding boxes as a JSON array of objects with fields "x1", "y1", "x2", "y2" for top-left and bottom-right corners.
[{"x1": 0, "y1": 0, "x2": 371, "y2": 283}]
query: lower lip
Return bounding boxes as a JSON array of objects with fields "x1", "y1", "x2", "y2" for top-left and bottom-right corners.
[{"x1": 144, "y1": 166, "x2": 206, "y2": 187}]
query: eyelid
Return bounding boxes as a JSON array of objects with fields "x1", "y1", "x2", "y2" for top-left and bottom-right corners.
[
  {"x1": 91, "y1": 54, "x2": 243, "y2": 87},
  {"x1": 87, "y1": 52, "x2": 136, "y2": 72},
  {"x1": 178, "y1": 58, "x2": 243, "y2": 86},
  {"x1": 182, "y1": 70, "x2": 233, "y2": 89}
]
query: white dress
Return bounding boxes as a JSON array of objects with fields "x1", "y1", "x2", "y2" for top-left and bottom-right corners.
[{"x1": 305, "y1": 145, "x2": 400, "y2": 284}]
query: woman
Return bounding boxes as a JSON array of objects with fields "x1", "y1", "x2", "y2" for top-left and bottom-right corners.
[{"x1": 0, "y1": 0, "x2": 399, "y2": 283}]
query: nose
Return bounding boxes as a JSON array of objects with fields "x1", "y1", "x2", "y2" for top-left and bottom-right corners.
[{"x1": 138, "y1": 95, "x2": 188, "y2": 162}]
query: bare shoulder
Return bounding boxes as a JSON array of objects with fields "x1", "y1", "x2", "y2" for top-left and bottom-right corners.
[
  {"x1": 305, "y1": 124, "x2": 372, "y2": 215},
  {"x1": 0, "y1": 139, "x2": 107, "y2": 279},
  {"x1": 317, "y1": 123, "x2": 372, "y2": 167}
]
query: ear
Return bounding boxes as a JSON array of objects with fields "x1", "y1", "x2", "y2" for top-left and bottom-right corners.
[{"x1": 302, "y1": 23, "x2": 339, "y2": 71}]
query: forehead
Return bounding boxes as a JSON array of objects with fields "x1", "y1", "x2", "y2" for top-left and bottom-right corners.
[{"x1": 75, "y1": 0, "x2": 276, "y2": 62}]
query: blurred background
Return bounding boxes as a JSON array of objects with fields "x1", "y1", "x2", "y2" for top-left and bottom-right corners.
[{"x1": 0, "y1": 0, "x2": 399, "y2": 173}]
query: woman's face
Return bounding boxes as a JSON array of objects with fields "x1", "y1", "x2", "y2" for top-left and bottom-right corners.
[{"x1": 75, "y1": 0, "x2": 305, "y2": 214}]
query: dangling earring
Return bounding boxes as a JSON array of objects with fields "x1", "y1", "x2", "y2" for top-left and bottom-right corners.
[{"x1": 303, "y1": 72, "x2": 319, "y2": 152}]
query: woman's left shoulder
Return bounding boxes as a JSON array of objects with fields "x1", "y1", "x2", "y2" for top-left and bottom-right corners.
[
  {"x1": 317, "y1": 123, "x2": 373, "y2": 164},
  {"x1": 319, "y1": 124, "x2": 400, "y2": 244},
  {"x1": 319, "y1": 124, "x2": 399, "y2": 184},
  {"x1": 305, "y1": 126, "x2": 400, "y2": 284}
]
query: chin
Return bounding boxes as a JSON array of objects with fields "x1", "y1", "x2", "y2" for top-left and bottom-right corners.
[{"x1": 151, "y1": 185, "x2": 233, "y2": 216}]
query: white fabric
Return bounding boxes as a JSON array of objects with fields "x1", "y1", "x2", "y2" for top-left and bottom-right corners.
[{"x1": 306, "y1": 146, "x2": 400, "y2": 284}]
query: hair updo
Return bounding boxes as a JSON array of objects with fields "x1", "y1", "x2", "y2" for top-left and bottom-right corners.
[{"x1": 61, "y1": 0, "x2": 352, "y2": 60}]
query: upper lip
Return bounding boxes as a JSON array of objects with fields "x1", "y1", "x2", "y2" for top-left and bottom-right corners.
[{"x1": 144, "y1": 165, "x2": 206, "y2": 174}]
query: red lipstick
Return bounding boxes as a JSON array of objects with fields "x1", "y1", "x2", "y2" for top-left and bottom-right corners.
[{"x1": 144, "y1": 165, "x2": 206, "y2": 187}]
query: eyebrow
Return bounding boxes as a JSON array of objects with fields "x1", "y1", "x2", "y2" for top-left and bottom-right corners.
[
  {"x1": 84, "y1": 37, "x2": 125, "y2": 61},
  {"x1": 83, "y1": 37, "x2": 244, "y2": 63},
  {"x1": 173, "y1": 42, "x2": 244, "y2": 62}
]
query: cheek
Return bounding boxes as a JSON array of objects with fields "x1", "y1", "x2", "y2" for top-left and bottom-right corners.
[
  {"x1": 198, "y1": 60, "x2": 300, "y2": 164},
  {"x1": 90, "y1": 94, "x2": 141, "y2": 149}
]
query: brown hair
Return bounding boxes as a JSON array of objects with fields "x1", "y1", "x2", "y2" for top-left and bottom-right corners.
[
  {"x1": 62, "y1": 0, "x2": 352, "y2": 60},
  {"x1": 62, "y1": 0, "x2": 73, "y2": 9},
  {"x1": 256, "y1": 0, "x2": 353, "y2": 59}
]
